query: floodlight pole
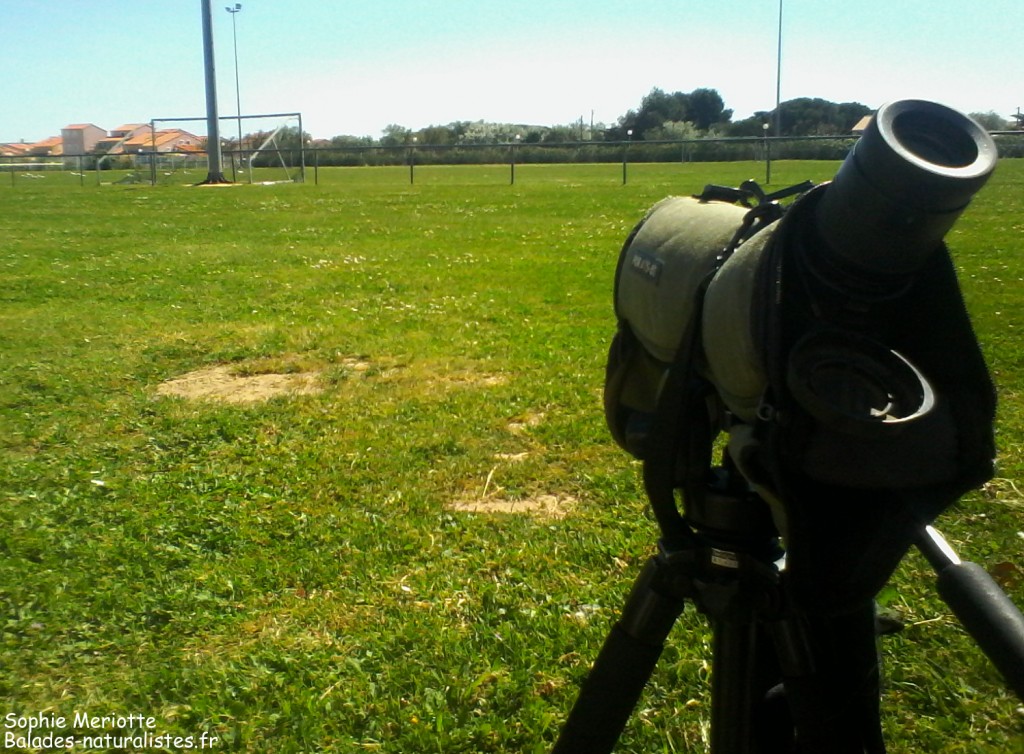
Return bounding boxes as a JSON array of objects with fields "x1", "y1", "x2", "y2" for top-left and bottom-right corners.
[
  {"x1": 200, "y1": 0, "x2": 229, "y2": 183},
  {"x1": 775, "y1": 0, "x2": 783, "y2": 138},
  {"x1": 226, "y1": 4, "x2": 243, "y2": 156}
]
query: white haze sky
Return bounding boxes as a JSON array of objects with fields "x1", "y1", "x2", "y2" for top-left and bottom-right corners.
[{"x1": 2, "y1": 0, "x2": 1021, "y2": 142}]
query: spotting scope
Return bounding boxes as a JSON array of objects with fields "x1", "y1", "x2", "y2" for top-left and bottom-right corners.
[
  {"x1": 605, "y1": 98, "x2": 998, "y2": 607},
  {"x1": 553, "y1": 100, "x2": 1017, "y2": 754}
]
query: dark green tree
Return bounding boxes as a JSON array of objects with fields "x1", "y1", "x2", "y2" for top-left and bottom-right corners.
[
  {"x1": 778, "y1": 98, "x2": 872, "y2": 135},
  {"x1": 609, "y1": 87, "x2": 732, "y2": 139},
  {"x1": 416, "y1": 124, "x2": 456, "y2": 145},
  {"x1": 969, "y1": 111, "x2": 1010, "y2": 131},
  {"x1": 330, "y1": 134, "x2": 374, "y2": 147},
  {"x1": 380, "y1": 124, "x2": 412, "y2": 146},
  {"x1": 726, "y1": 98, "x2": 872, "y2": 137},
  {"x1": 688, "y1": 87, "x2": 733, "y2": 130}
]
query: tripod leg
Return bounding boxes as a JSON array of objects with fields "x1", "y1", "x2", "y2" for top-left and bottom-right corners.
[
  {"x1": 780, "y1": 601, "x2": 886, "y2": 754},
  {"x1": 552, "y1": 556, "x2": 686, "y2": 754},
  {"x1": 709, "y1": 615, "x2": 799, "y2": 753},
  {"x1": 710, "y1": 619, "x2": 759, "y2": 754}
]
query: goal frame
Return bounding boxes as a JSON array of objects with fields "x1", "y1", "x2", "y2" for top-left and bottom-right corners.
[{"x1": 147, "y1": 111, "x2": 305, "y2": 185}]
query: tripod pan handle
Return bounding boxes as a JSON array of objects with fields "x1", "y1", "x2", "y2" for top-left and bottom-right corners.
[{"x1": 936, "y1": 560, "x2": 1024, "y2": 700}]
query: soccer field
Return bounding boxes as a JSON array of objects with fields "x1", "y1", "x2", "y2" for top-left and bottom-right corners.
[{"x1": 2, "y1": 161, "x2": 1022, "y2": 752}]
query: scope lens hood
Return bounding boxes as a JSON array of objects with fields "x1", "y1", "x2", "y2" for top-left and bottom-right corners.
[
  {"x1": 815, "y1": 99, "x2": 997, "y2": 276},
  {"x1": 786, "y1": 329, "x2": 935, "y2": 438},
  {"x1": 864, "y1": 99, "x2": 996, "y2": 212}
]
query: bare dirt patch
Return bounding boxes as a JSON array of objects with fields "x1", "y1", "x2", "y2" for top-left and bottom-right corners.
[
  {"x1": 338, "y1": 357, "x2": 373, "y2": 373},
  {"x1": 449, "y1": 493, "x2": 576, "y2": 519},
  {"x1": 155, "y1": 365, "x2": 322, "y2": 404},
  {"x1": 434, "y1": 370, "x2": 508, "y2": 389},
  {"x1": 494, "y1": 452, "x2": 530, "y2": 463},
  {"x1": 507, "y1": 411, "x2": 545, "y2": 435}
]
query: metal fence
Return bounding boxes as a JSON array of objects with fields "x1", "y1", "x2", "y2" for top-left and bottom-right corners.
[
  {"x1": 0, "y1": 150, "x2": 304, "y2": 187},
  {"x1": 4, "y1": 132, "x2": 1022, "y2": 188}
]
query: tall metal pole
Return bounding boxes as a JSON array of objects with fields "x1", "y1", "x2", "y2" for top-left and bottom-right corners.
[
  {"x1": 227, "y1": 4, "x2": 243, "y2": 154},
  {"x1": 201, "y1": 0, "x2": 228, "y2": 183},
  {"x1": 775, "y1": 0, "x2": 783, "y2": 138}
]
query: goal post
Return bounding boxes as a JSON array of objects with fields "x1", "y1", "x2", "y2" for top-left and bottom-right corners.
[{"x1": 145, "y1": 112, "x2": 305, "y2": 185}]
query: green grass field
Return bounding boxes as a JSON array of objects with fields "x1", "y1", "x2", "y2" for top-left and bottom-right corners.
[{"x1": 2, "y1": 161, "x2": 1023, "y2": 752}]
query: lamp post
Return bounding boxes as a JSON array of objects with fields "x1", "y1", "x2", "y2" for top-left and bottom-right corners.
[
  {"x1": 622, "y1": 129, "x2": 633, "y2": 185},
  {"x1": 226, "y1": 4, "x2": 243, "y2": 158},
  {"x1": 510, "y1": 134, "x2": 521, "y2": 185},
  {"x1": 409, "y1": 136, "x2": 417, "y2": 185},
  {"x1": 763, "y1": 122, "x2": 771, "y2": 185}
]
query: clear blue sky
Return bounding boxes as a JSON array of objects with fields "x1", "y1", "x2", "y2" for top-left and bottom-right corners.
[{"x1": 2, "y1": 0, "x2": 1021, "y2": 143}]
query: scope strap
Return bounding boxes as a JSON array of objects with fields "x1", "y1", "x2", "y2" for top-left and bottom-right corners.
[
  {"x1": 640, "y1": 182, "x2": 814, "y2": 547},
  {"x1": 698, "y1": 179, "x2": 815, "y2": 268}
]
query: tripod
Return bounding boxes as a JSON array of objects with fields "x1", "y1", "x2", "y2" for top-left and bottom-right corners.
[{"x1": 551, "y1": 447, "x2": 1024, "y2": 753}]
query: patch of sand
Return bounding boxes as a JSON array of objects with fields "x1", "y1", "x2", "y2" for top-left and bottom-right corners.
[
  {"x1": 449, "y1": 493, "x2": 576, "y2": 519},
  {"x1": 155, "y1": 365, "x2": 322, "y2": 404}
]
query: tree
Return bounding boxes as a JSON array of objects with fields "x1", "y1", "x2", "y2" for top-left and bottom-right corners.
[
  {"x1": 331, "y1": 134, "x2": 374, "y2": 148},
  {"x1": 726, "y1": 98, "x2": 871, "y2": 137},
  {"x1": 644, "y1": 120, "x2": 700, "y2": 141},
  {"x1": 725, "y1": 111, "x2": 774, "y2": 137},
  {"x1": 609, "y1": 87, "x2": 732, "y2": 140},
  {"x1": 416, "y1": 125, "x2": 457, "y2": 145},
  {"x1": 542, "y1": 125, "x2": 578, "y2": 143},
  {"x1": 380, "y1": 124, "x2": 411, "y2": 147},
  {"x1": 688, "y1": 88, "x2": 732, "y2": 131},
  {"x1": 969, "y1": 111, "x2": 1010, "y2": 131},
  {"x1": 776, "y1": 98, "x2": 872, "y2": 135}
]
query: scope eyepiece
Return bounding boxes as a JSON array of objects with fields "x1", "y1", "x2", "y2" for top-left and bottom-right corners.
[
  {"x1": 815, "y1": 100, "x2": 997, "y2": 277},
  {"x1": 786, "y1": 330, "x2": 936, "y2": 439}
]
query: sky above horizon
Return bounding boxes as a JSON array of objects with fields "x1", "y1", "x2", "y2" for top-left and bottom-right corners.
[{"x1": 2, "y1": 0, "x2": 1021, "y2": 143}]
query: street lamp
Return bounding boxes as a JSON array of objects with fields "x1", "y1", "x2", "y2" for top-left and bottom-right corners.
[
  {"x1": 763, "y1": 122, "x2": 771, "y2": 185},
  {"x1": 409, "y1": 136, "x2": 417, "y2": 185},
  {"x1": 226, "y1": 4, "x2": 243, "y2": 157},
  {"x1": 511, "y1": 133, "x2": 521, "y2": 186},
  {"x1": 623, "y1": 128, "x2": 633, "y2": 185}
]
